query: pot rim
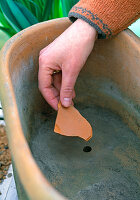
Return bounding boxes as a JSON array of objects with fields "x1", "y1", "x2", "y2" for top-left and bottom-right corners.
[
  {"x1": 0, "y1": 18, "x2": 70, "y2": 200},
  {"x1": 0, "y1": 17, "x2": 139, "y2": 200}
]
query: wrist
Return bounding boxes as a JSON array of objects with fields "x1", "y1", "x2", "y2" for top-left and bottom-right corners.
[{"x1": 75, "y1": 19, "x2": 97, "y2": 41}]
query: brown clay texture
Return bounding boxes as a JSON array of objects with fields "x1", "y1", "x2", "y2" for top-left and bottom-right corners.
[{"x1": 0, "y1": 18, "x2": 140, "y2": 200}]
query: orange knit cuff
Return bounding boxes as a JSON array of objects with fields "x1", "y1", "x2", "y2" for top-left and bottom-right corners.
[
  {"x1": 69, "y1": 6, "x2": 111, "y2": 39},
  {"x1": 69, "y1": 0, "x2": 140, "y2": 39}
]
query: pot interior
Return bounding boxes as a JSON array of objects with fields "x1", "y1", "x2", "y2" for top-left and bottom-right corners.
[
  {"x1": 28, "y1": 79, "x2": 140, "y2": 200},
  {"x1": 7, "y1": 21, "x2": 140, "y2": 200}
]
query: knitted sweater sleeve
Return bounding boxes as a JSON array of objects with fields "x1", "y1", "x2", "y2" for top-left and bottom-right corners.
[{"x1": 68, "y1": 0, "x2": 140, "y2": 39}]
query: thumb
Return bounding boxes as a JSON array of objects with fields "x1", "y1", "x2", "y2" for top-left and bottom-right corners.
[{"x1": 60, "y1": 69, "x2": 79, "y2": 107}]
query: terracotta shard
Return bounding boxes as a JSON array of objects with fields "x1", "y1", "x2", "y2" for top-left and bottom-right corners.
[{"x1": 54, "y1": 102, "x2": 92, "y2": 141}]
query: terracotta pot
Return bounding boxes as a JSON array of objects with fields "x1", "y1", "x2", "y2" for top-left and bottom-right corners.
[{"x1": 0, "y1": 18, "x2": 140, "y2": 200}]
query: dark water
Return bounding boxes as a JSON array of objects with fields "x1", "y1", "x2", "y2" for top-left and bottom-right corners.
[{"x1": 30, "y1": 103, "x2": 140, "y2": 200}]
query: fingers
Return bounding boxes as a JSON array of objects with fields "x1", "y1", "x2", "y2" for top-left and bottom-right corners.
[
  {"x1": 53, "y1": 72, "x2": 76, "y2": 99},
  {"x1": 60, "y1": 67, "x2": 79, "y2": 107},
  {"x1": 38, "y1": 65, "x2": 59, "y2": 110},
  {"x1": 53, "y1": 72, "x2": 62, "y2": 91},
  {"x1": 39, "y1": 62, "x2": 76, "y2": 110},
  {"x1": 41, "y1": 86, "x2": 59, "y2": 110},
  {"x1": 72, "y1": 90, "x2": 76, "y2": 99}
]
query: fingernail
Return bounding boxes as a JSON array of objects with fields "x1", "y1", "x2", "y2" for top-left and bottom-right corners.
[{"x1": 63, "y1": 98, "x2": 71, "y2": 107}]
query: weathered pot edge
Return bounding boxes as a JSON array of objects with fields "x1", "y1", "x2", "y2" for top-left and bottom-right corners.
[
  {"x1": 0, "y1": 17, "x2": 139, "y2": 200},
  {"x1": 0, "y1": 18, "x2": 69, "y2": 200}
]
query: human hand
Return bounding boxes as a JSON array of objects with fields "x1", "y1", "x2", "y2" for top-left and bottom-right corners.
[{"x1": 38, "y1": 19, "x2": 97, "y2": 110}]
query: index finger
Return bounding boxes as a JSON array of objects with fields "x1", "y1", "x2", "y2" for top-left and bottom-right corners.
[{"x1": 38, "y1": 65, "x2": 59, "y2": 110}]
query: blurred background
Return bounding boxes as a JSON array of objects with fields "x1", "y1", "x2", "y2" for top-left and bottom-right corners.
[{"x1": 0, "y1": 0, "x2": 78, "y2": 49}]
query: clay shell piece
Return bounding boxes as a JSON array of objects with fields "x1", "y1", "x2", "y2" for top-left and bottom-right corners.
[{"x1": 54, "y1": 102, "x2": 92, "y2": 141}]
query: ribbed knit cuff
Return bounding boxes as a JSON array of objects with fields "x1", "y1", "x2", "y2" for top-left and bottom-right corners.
[
  {"x1": 69, "y1": 6, "x2": 112, "y2": 39},
  {"x1": 69, "y1": 0, "x2": 140, "y2": 39}
]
